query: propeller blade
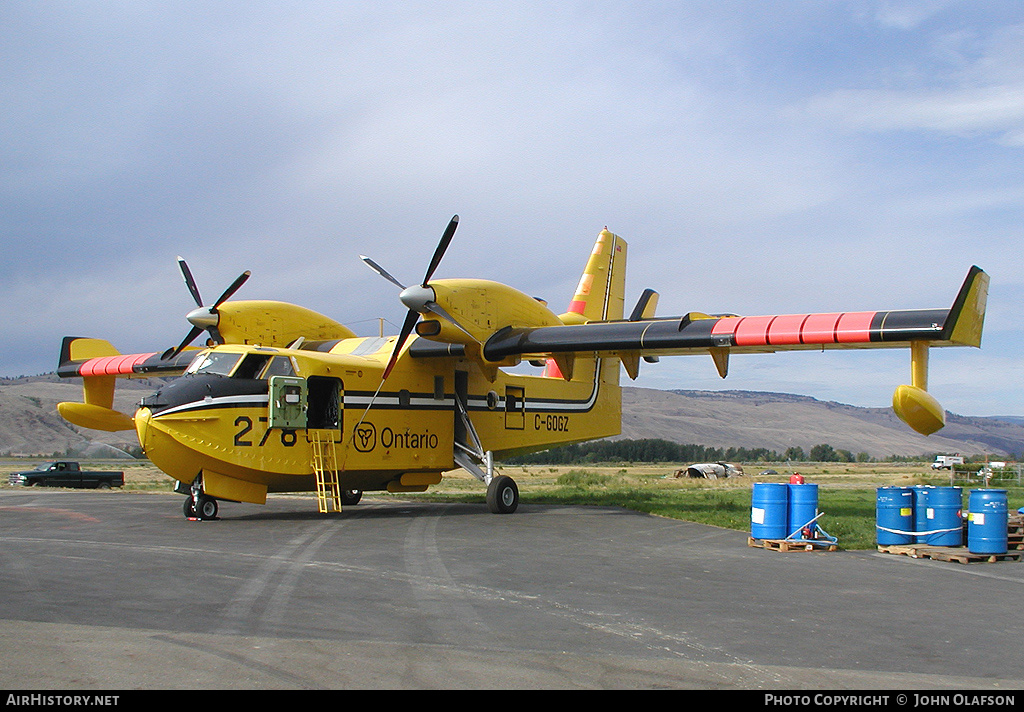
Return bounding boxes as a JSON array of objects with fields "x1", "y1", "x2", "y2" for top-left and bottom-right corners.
[
  {"x1": 369, "y1": 215, "x2": 460, "y2": 380},
  {"x1": 177, "y1": 257, "x2": 203, "y2": 307},
  {"x1": 212, "y1": 271, "x2": 251, "y2": 309},
  {"x1": 169, "y1": 259, "x2": 251, "y2": 360},
  {"x1": 162, "y1": 325, "x2": 204, "y2": 361},
  {"x1": 360, "y1": 256, "x2": 406, "y2": 290},
  {"x1": 383, "y1": 309, "x2": 420, "y2": 380},
  {"x1": 422, "y1": 214, "x2": 458, "y2": 286}
]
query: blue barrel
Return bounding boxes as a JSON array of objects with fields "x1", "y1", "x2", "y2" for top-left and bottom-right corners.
[
  {"x1": 876, "y1": 487, "x2": 914, "y2": 545},
  {"x1": 751, "y1": 483, "x2": 789, "y2": 540},
  {"x1": 913, "y1": 486, "x2": 934, "y2": 543},
  {"x1": 968, "y1": 489, "x2": 1008, "y2": 554},
  {"x1": 788, "y1": 483, "x2": 818, "y2": 539},
  {"x1": 917, "y1": 486, "x2": 963, "y2": 546}
]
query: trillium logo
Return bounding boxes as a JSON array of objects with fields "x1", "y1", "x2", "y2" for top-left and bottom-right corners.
[{"x1": 354, "y1": 423, "x2": 377, "y2": 452}]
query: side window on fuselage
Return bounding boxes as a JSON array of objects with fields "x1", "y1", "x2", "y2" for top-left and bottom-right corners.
[{"x1": 262, "y1": 356, "x2": 296, "y2": 379}]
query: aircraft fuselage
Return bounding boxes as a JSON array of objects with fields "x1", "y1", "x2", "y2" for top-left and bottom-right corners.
[{"x1": 134, "y1": 338, "x2": 621, "y2": 505}]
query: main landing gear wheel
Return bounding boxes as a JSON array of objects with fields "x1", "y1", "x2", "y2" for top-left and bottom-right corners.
[
  {"x1": 183, "y1": 495, "x2": 219, "y2": 520},
  {"x1": 486, "y1": 475, "x2": 519, "y2": 514},
  {"x1": 341, "y1": 489, "x2": 362, "y2": 506}
]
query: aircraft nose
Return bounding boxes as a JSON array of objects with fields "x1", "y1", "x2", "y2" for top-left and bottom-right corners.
[{"x1": 134, "y1": 406, "x2": 152, "y2": 453}]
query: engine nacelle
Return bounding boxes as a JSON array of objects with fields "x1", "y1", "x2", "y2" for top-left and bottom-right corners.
[
  {"x1": 421, "y1": 279, "x2": 564, "y2": 351},
  {"x1": 212, "y1": 300, "x2": 356, "y2": 347}
]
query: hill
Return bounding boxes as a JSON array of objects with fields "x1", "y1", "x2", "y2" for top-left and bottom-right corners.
[
  {"x1": 0, "y1": 374, "x2": 158, "y2": 457},
  {"x1": 2, "y1": 375, "x2": 1022, "y2": 460},
  {"x1": 616, "y1": 388, "x2": 1023, "y2": 459}
]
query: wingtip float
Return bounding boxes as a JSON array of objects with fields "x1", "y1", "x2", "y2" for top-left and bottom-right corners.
[
  {"x1": 55, "y1": 218, "x2": 987, "y2": 519},
  {"x1": 891, "y1": 265, "x2": 989, "y2": 435}
]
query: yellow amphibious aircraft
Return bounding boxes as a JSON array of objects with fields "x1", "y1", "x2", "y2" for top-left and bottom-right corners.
[{"x1": 56, "y1": 216, "x2": 988, "y2": 519}]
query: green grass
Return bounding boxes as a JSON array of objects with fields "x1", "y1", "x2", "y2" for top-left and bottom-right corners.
[
  {"x1": 413, "y1": 470, "x2": 1024, "y2": 550},
  {"x1": 517, "y1": 487, "x2": 887, "y2": 549}
]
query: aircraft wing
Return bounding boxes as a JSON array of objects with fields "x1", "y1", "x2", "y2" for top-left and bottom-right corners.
[
  {"x1": 57, "y1": 337, "x2": 198, "y2": 379},
  {"x1": 482, "y1": 265, "x2": 988, "y2": 368}
]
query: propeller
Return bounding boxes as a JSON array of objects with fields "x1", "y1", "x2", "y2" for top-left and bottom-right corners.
[
  {"x1": 361, "y1": 215, "x2": 466, "y2": 380},
  {"x1": 161, "y1": 257, "x2": 251, "y2": 360}
]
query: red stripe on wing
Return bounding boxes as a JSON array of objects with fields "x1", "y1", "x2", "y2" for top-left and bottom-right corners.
[
  {"x1": 733, "y1": 315, "x2": 774, "y2": 346},
  {"x1": 767, "y1": 314, "x2": 810, "y2": 345},
  {"x1": 78, "y1": 353, "x2": 158, "y2": 376},
  {"x1": 711, "y1": 312, "x2": 877, "y2": 347},
  {"x1": 835, "y1": 311, "x2": 875, "y2": 343}
]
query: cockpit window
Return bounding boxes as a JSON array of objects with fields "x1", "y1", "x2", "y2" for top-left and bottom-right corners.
[
  {"x1": 185, "y1": 352, "x2": 241, "y2": 377},
  {"x1": 234, "y1": 354, "x2": 272, "y2": 380}
]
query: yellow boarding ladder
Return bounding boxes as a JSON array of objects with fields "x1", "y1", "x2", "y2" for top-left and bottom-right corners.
[{"x1": 310, "y1": 430, "x2": 342, "y2": 513}]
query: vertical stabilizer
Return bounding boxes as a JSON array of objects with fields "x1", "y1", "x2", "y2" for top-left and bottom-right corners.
[
  {"x1": 562, "y1": 228, "x2": 627, "y2": 324},
  {"x1": 545, "y1": 228, "x2": 628, "y2": 380}
]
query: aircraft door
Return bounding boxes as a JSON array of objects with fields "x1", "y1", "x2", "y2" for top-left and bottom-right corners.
[
  {"x1": 307, "y1": 375, "x2": 343, "y2": 442},
  {"x1": 269, "y1": 376, "x2": 307, "y2": 429}
]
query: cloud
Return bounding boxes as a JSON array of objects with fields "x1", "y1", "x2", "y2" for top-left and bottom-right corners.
[
  {"x1": 1, "y1": 2, "x2": 1021, "y2": 416},
  {"x1": 803, "y1": 17, "x2": 1024, "y2": 144},
  {"x1": 872, "y1": 1, "x2": 960, "y2": 31},
  {"x1": 807, "y1": 84, "x2": 1024, "y2": 145}
]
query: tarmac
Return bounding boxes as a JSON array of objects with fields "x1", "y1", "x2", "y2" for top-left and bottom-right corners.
[{"x1": 1, "y1": 488, "x2": 1022, "y2": 690}]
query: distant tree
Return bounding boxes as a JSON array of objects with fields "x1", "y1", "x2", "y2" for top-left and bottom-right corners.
[
  {"x1": 503, "y1": 438, "x2": 782, "y2": 465},
  {"x1": 809, "y1": 443, "x2": 838, "y2": 462},
  {"x1": 784, "y1": 446, "x2": 805, "y2": 461}
]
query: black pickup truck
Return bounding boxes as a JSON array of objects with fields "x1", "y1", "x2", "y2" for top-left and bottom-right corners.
[{"x1": 8, "y1": 461, "x2": 124, "y2": 489}]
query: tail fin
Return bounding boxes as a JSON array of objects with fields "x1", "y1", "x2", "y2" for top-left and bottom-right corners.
[
  {"x1": 544, "y1": 228, "x2": 628, "y2": 379},
  {"x1": 560, "y1": 228, "x2": 627, "y2": 324}
]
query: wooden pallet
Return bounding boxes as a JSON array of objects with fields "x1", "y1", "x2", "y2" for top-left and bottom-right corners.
[
  {"x1": 748, "y1": 537, "x2": 839, "y2": 552},
  {"x1": 1009, "y1": 513, "x2": 1023, "y2": 550},
  {"x1": 877, "y1": 543, "x2": 1022, "y2": 564}
]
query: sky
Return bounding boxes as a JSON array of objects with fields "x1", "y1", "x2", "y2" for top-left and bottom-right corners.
[{"x1": 2, "y1": 1, "x2": 1023, "y2": 416}]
